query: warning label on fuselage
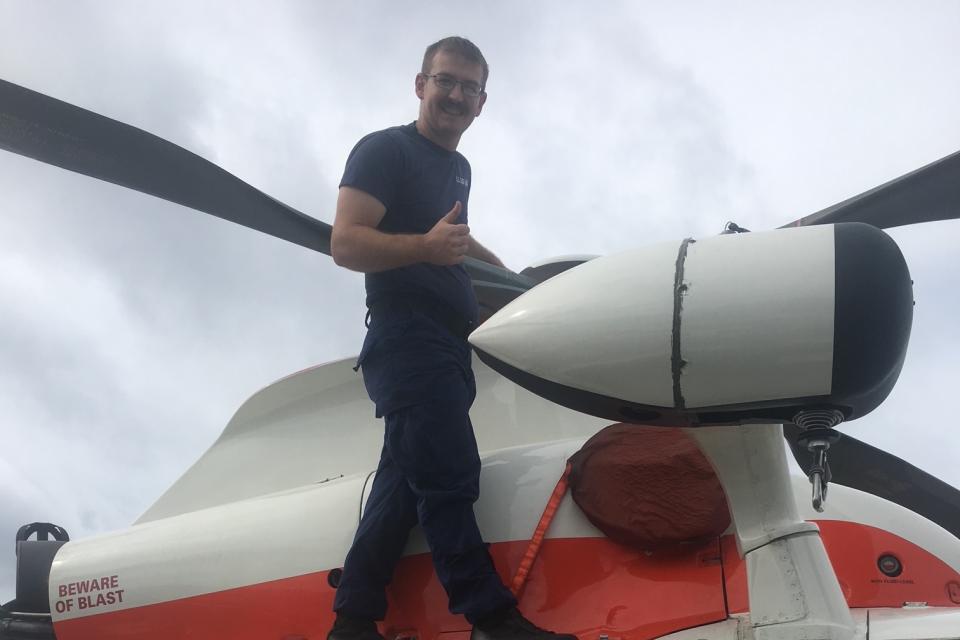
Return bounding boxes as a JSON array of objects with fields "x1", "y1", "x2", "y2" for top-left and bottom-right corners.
[{"x1": 54, "y1": 575, "x2": 125, "y2": 614}]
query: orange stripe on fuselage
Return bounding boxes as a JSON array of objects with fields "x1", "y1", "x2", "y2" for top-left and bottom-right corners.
[
  {"x1": 55, "y1": 522, "x2": 960, "y2": 640},
  {"x1": 54, "y1": 537, "x2": 726, "y2": 640},
  {"x1": 721, "y1": 521, "x2": 960, "y2": 613}
]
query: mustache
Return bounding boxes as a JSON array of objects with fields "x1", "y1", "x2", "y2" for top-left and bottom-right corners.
[{"x1": 440, "y1": 100, "x2": 467, "y2": 114}]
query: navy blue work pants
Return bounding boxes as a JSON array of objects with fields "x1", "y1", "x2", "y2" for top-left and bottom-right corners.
[{"x1": 334, "y1": 312, "x2": 516, "y2": 623}]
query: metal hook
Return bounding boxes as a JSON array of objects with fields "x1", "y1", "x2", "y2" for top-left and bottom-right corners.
[
  {"x1": 806, "y1": 438, "x2": 832, "y2": 512},
  {"x1": 793, "y1": 409, "x2": 844, "y2": 512}
]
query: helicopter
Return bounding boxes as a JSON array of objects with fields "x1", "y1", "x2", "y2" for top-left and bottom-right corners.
[{"x1": 1, "y1": 70, "x2": 959, "y2": 640}]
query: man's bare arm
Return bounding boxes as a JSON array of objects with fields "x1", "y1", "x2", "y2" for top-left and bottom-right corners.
[
  {"x1": 466, "y1": 235, "x2": 506, "y2": 269},
  {"x1": 331, "y1": 186, "x2": 471, "y2": 273}
]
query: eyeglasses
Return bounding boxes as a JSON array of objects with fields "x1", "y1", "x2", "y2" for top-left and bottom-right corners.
[{"x1": 422, "y1": 73, "x2": 484, "y2": 98}]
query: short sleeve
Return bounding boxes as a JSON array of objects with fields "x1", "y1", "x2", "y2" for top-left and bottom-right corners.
[
  {"x1": 339, "y1": 131, "x2": 403, "y2": 210},
  {"x1": 460, "y1": 155, "x2": 472, "y2": 197},
  {"x1": 458, "y1": 155, "x2": 472, "y2": 223}
]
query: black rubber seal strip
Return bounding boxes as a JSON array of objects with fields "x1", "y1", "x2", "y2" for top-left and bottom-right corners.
[
  {"x1": 671, "y1": 238, "x2": 695, "y2": 409},
  {"x1": 473, "y1": 345, "x2": 845, "y2": 427}
]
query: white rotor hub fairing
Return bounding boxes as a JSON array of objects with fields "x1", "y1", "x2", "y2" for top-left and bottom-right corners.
[
  {"x1": 471, "y1": 225, "x2": 836, "y2": 416},
  {"x1": 680, "y1": 228, "x2": 834, "y2": 407},
  {"x1": 471, "y1": 241, "x2": 679, "y2": 407},
  {"x1": 472, "y1": 223, "x2": 912, "y2": 426}
]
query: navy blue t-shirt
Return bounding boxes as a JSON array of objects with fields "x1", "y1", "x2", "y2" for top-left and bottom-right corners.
[{"x1": 340, "y1": 122, "x2": 479, "y2": 323}]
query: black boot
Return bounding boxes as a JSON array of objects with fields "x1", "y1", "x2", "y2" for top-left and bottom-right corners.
[
  {"x1": 327, "y1": 613, "x2": 386, "y2": 640},
  {"x1": 471, "y1": 608, "x2": 578, "y2": 640}
]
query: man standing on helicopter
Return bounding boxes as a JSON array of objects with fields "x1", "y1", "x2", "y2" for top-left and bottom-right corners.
[{"x1": 329, "y1": 37, "x2": 577, "y2": 640}]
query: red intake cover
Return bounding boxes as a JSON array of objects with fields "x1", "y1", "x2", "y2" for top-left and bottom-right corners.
[{"x1": 568, "y1": 424, "x2": 730, "y2": 549}]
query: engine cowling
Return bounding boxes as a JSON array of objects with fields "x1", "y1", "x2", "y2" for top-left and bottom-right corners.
[{"x1": 469, "y1": 223, "x2": 913, "y2": 427}]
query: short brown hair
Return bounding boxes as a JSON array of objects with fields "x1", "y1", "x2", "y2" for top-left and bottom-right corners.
[{"x1": 422, "y1": 36, "x2": 489, "y2": 89}]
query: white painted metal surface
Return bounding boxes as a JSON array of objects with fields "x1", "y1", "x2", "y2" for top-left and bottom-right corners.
[
  {"x1": 138, "y1": 357, "x2": 606, "y2": 522},
  {"x1": 50, "y1": 475, "x2": 368, "y2": 621},
  {"x1": 690, "y1": 426, "x2": 819, "y2": 554},
  {"x1": 654, "y1": 611, "x2": 870, "y2": 640},
  {"x1": 868, "y1": 607, "x2": 960, "y2": 639},
  {"x1": 46, "y1": 430, "x2": 960, "y2": 628},
  {"x1": 680, "y1": 227, "x2": 835, "y2": 407},
  {"x1": 691, "y1": 424, "x2": 856, "y2": 639},
  {"x1": 470, "y1": 241, "x2": 680, "y2": 407},
  {"x1": 138, "y1": 359, "x2": 382, "y2": 522},
  {"x1": 470, "y1": 226, "x2": 838, "y2": 412},
  {"x1": 49, "y1": 439, "x2": 600, "y2": 623},
  {"x1": 793, "y1": 477, "x2": 960, "y2": 574}
]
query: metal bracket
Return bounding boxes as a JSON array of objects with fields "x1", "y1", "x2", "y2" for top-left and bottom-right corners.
[
  {"x1": 805, "y1": 437, "x2": 833, "y2": 512},
  {"x1": 793, "y1": 409, "x2": 845, "y2": 512}
]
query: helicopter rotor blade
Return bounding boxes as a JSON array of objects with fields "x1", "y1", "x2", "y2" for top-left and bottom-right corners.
[
  {"x1": 468, "y1": 259, "x2": 536, "y2": 319},
  {"x1": 783, "y1": 423, "x2": 960, "y2": 539},
  {"x1": 780, "y1": 149, "x2": 960, "y2": 229},
  {"x1": 0, "y1": 78, "x2": 332, "y2": 254},
  {"x1": 520, "y1": 257, "x2": 593, "y2": 284},
  {"x1": 0, "y1": 78, "x2": 533, "y2": 303}
]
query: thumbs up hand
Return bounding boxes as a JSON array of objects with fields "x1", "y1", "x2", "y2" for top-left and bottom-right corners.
[{"x1": 423, "y1": 201, "x2": 470, "y2": 265}]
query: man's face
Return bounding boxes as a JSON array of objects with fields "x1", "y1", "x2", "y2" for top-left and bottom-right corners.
[{"x1": 415, "y1": 50, "x2": 487, "y2": 142}]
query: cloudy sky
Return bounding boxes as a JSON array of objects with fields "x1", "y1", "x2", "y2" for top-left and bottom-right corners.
[{"x1": 1, "y1": 1, "x2": 958, "y2": 599}]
